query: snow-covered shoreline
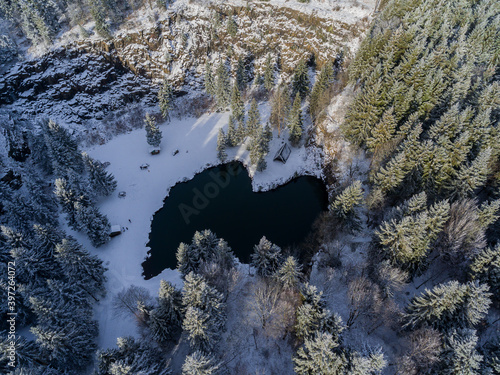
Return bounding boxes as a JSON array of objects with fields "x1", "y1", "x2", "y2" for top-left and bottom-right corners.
[{"x1": 83, "y1": 105, "x2": 322, "y2": 349}]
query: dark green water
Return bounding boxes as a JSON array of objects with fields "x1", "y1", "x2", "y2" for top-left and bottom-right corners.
[{"x1": 142, "y1": 162, "x2": 328, "y2": 279}]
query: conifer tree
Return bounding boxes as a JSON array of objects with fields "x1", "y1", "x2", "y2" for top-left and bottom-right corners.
[
  {"x1": 263, "y1": 54, "x2": 275, "y2": 92},
  {"x1": 478, "y1": 199, "x2": 500, "y2": 229},
  {"x1": 439, "y1": 329, "x2": 483, "y2": 375},
  {"x1": 470, "y1": 244, "x2": 500, "y2": 299},
  {"x1": 291, "y1": 59, "x2": 310, "y2": 100},
  {"x1": 295, "y1": 283, "x2": 344, "y2": 341},
  {"x1": 215, "y1": 60, "x2": 231, "y2": 108},
  {"x1": 269, "y1": 84, "x2": 291, "y2": 136},
  {"x1": 158, "y1": 77, "x2": 174, "y2": 122},
  {"x1": 74, "y1": 203, "x2": 110, "y2": 247},
  {"x1": 182, "y1": 272, "x2": 226, "y2": 351},
  {"x1": 276, "y1": 256, "x2": 302, "y2": 289},
  {"x1": 251, "y1": 236, "x2": 283, "y2": 277},
  {"x1": 54, "y1": 238, "x2": 107, "y2": 301},
  {"x1": 246, "y1": 99, "x2": 260, "y2": 137},
  {"x1": 182, "y1": 351, "x2": 221, "y2": 375},
  {"x1": 205, "y1": 61, "x2": 216, "y2": 97},
  {"x1": 330, "y1": 180, "x2": 363, "y2": 233},
  {"x1": 144, "y1": 114, "x2": 162, "y2": 148},
  {"x1": 376, "y1": 199, "x2": 450, "y2": 269},
  {"x1": 44, "y1": 119, "x2": 84, "y2": 175},
  {"x1": 148, "y1": 280, "x2": 183, "y2": 343},
  {"x1": 226, "y1": 15, "x2": 237, "y2": 37},
  {"x1": 404, "y1": 280, "x2": 491, "y2": 330},
  {"x1": 366, "y1": 107, "x2": 397, "y2": 153},
  {"x1": 309, "y1": 61, "x2": 334, "y2": 121},
  {"x1": 348, "y1": 349, "x2": 387, "y2": 375},
  {"x1": 226, "y1": 115, "x2": 238, "y2": 147},
  {"x1": 236, "y1": 118, "x2": 247, "y2": 144},
  {"x1": 177, "y1": 242, "x2": 199, "y2": 278},
  {"x1": 249, "y1": 126, "x2": 268, "y2": 172},
  {"x1": 293, "y1": 332, "x2": 347, "y2": 375},
  {"x1": 288, "y1": 93, "x2": 303, "y2": 147},
  {"x1": 235, "y1": 57, "x2": 247, "y2": 92},
  {"x1": 216, "y1": 128, "x2": 227, "y2": 162},
  {"x1": 89, "y1": 0, "x2": 111, "y2": 38},
  {"x1": 230, "y1": 84, "x2": 244, "y2": 122},
  {"x1": 452, "y1": 148, "x2": 492, "y2": 198},
  {"x1": 95, "y1": 337, "x2": 172, "y2": 375},
  {"x1": 82, "y1": 152, "x2": 117, "y2": 197}
]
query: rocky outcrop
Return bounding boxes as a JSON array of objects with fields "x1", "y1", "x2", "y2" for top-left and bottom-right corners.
[{"x1": 0, "y1": 48, "x2": 155, "y2": 124}]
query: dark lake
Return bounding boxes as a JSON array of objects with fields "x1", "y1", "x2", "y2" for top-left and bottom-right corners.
[{"x1": 142, "y1": 162, "x2": 328, "y2": 279}]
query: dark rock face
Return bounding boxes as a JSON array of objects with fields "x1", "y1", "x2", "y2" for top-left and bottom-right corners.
[{"x1": 0, "y1": 48, "x2": 156, "y2": 124}]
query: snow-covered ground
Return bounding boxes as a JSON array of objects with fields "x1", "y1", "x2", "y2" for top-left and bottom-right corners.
[{"x1": 82, "y1": 105, "x2": 322, "y2": 349}]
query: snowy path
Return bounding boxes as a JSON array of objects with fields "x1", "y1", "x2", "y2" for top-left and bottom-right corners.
[{"x1": 84, "y1": 108, "x2": 322, "y2": 349}]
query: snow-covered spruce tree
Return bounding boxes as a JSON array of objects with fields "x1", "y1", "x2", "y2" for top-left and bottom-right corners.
[
  {"x1": 438, "y1": 329, "x2": 483, "y2": 375},
  {"x1": 235, "y1": 57, "x2": 248, "y2": 92},
  {"x1": 295, "y1": 283, "x2": 345, "y2": 341},
  {"x1": 44, "y1": 119, "x2": 84, "y2": 175},
  {"x1": 293, "y1": 332, "x2": 347, "y2": 375},
  {"x1": 329, "y1": 180, "x2": 363, "y2": 233},
  {"x1": 54, "y1": 238, "x2": 107, "y2": 301},
  {"x1": 53, "y1": 175, "x2": 89, "y2": 230},
  {"x1": 249, "y1": 126, "x2": 268, "y2": 172},
  {"x1": 226, "y1": 14, "x2": 237, "y2": 37},
  {"x1": 478, "y1": 198, "x2": 500, "y2": 229},
  {"x1": 365, "y1": 107, "x2": 397, "y2": 154},
  {"x1": 230, "y1": 84, "x2": 244, "y2": 122},
  {"x1": 251, "y1": 236, "x2": 283, "y2": 277},
  {"x1": 376, "y1": 198, "x2": 450, "y2": 271},
  {"x1": 451, "y1": 148, "x2": 492, "y2": 199},
  {"x1": 288, "y1": 93, "x2": 303, "y2": 147},
  {"x1": 82, "y1": 152, "x2": 117, "y2": 197},
  {"x1": 246, "y1": 99, "x2": 261, "y2": 137},
  {"x1": 215, "y1": 59, "x2": 231, "y2": 108},
  {"x1": 269, "y1": 84, "x2": 291, "y2": 136},
  {"x1": 182, "y1": 272, "x2": 226, "y2": 351},
  {"x1": 291, "y1": 59, "x2": 310, "y2": 100},
  {"x1": 277, "y1": 256, "x2": 303, "y2": 289},
  {"x1": 13, "y1": 0, "x2": 61, "y2": 43},
  {"x1": 309, "y1": 61, "x2": 334, "y2": 121},
  {"x1": 148, "y1": 280, "x2": 183, "y2": 343},
  {"x1": 216, "y1": 128, "x2": 227, "y2": 162},
  {"x1": 404, "y1": 280, "x2": 491, "y2": 330},
  {"x1": 89, "y1": 0, "x2": 111, "y2": 38},
  {"x1": 176, "y1": 230, "x2": 234, "y2": 279},
  {"x1": 144, "y1": 113, "x2": 162, "y2": 148},
  {"x1": 348, "y1": 348, "x2": 387, "y2": 375},
  {"x1": 95, "y1": 336, "x2": 172, "y2": 375},
  {"x1": 158, "y1": 77, "x2": 174, "y2": 122},
  {"x1": 205, "y1": 61, "x2": 216, "y2": 97},
  {"x1": 182, "y1": 351, "x2": 221, "y2": 375},
  {"x1": 470, "y1": 244, "x2": 500, "y2": 300},
  {"x1": 264, "y1": 122, "x2": 273, "y2": 145},
  {"x1": 237, "y1": 118, "x2": 247, "y2": 143},
  {"x1": 226, "y1": 115, "x2": 238, "y2": 147},
  {"x1": 28, "y1": 284, "x2": 99, "y2": 371},
  {"x1": 74, "y1": 202, "x2": 110, "y2": 247},
  {"x1": 263, "y1": 53, "x2": 275, "y2": 92},
  {"x1": 177, "y1": 242, "x2": 199, "y2": 277}
]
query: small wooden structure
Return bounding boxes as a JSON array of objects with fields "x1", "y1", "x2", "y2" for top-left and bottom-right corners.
[
  {"x1": 140, "y1": 163, "x2": 150, "y2": 170},
  {"x1": 273, "y1": 143, "x2": 291, "y2": 164},
  {"x1": 110, "y1": 225, "x2": 122, "y2": 237}
]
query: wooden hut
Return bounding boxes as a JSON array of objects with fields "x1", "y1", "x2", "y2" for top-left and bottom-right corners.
[{"x1": 273, "y1": 143, "x2": 291, "y2": 164}]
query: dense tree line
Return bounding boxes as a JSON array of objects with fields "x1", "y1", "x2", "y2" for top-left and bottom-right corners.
[{"x1": 338, "y1": 0, "x2": 500, "y2": 373}]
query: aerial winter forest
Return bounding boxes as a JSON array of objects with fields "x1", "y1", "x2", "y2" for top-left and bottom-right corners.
[{"x1": 0, "y1": 0, "x2": 499, "y2": 373}]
